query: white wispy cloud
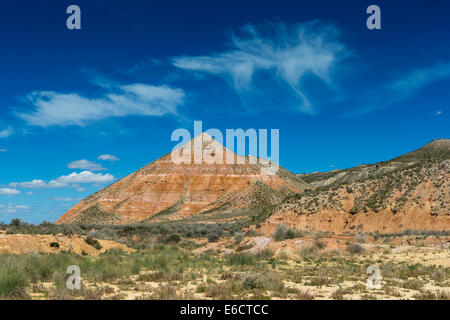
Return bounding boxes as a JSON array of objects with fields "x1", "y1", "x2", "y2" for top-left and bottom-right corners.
[
  {"x1": 353, "y1": 61, "x2": 450, "y2": 115},
  {"x1": 0, "y1": 188, "x2": 20, "y2": 195},
  {"x1": 173, "y1": 21, "x2": 348, "y2": 114},
  {"x1": 389, "y1": 61, "x2": 450, "y2": 96},
  {"x1": 67, "y1": 159, "x2": 106, "y2": 171},
  {"x1": 18, "y1": 82, "x2": 185, "y2": 127},
  {"x1": 435, "y1": 110, "x2": 443, "y2": 116},
  {"x1": 0, "y1": 203, "x2": 30, "y2": 214},
  {"x1": 10, "y1": 179, "x2": 64, "y2": 189},
  {"x1": 51, "y1": 171, "x2": 114, "y2": 185},
  {"x1": 98, "y1": 154, "x2": 119, "y2": 161},
  {"x1": 53, "y1": 197, "x2": 76, "y2": 202},
  {"x1": 10, "y1": 171, "x2": 115, "y2": 189},
  {"x1": 0, "y1": 149, "x2": 7, "y2": 152},
  {"x1": 0, "y1": 126, "x2": 14, "y2": 138}
]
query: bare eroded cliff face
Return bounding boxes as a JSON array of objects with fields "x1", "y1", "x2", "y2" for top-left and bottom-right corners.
[
  {"x1": 57, "y1": 133, "x2": 310, "y2": 225},
  {"x1": 257, "y1": 140, "x2": 450, "y2": 234}
]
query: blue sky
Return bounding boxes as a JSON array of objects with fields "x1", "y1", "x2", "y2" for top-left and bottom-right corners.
[{"x1": 0, "y1": 0, "x2": 449, "y2": 223}]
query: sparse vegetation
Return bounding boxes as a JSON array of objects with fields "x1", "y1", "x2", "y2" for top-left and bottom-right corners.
[
  {"x1": 164, "y1": 234, "x2": 181, "y2": 243},
  {"x1": 272, "y1": 224, "x2": 304, "y2": 241},
  {"x1": 347, "y1": 244, "x2": 364, "y2": 254},
  {"x1": 0, "y1": 262, "x2": 29, "y2": 299},
  {"x1": 0, "y1": 232, "x2": 447, "y2": 300},
  {"x1": 84, "y1": 237, "x2": 102, "y2": 250}
]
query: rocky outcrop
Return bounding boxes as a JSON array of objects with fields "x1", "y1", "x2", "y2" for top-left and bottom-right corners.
[{"x1": 259, "y1": 140, "x2": 450, "y2": 234}]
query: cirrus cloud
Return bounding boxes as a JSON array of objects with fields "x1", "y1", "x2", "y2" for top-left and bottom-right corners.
[
  {"x1": 0, "y1": 126, "x2": 14, "y2": 138},
  {"x1": 18, "y1": 82, "x2": 185, "y2": 127},
  {"x1": 350, "y1": 61, "x2": 450, "y2": 116},
  {"x1": 173, "y1": 21, "x2": 348, "y2": 114},
  {"x1": 0, "y1": 203, "x2": 30, "y2": 214}
]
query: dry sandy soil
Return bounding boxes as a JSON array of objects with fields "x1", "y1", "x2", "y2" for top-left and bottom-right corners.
[
  {"x1": 0, "y1": 231, "x2": 447, "y2": 300},
  {"x1": 0, "y1": 231, "x2": 132, "y2": 256}
]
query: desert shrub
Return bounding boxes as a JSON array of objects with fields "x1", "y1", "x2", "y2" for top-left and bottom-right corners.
[
  {"x1": 347, "y1": 244, "x2": 364, "y2": 254},
  {"x1": 50, "y1": 242, "x2": 60, "y2": 248},
  {"x1": 62, "y1": 225, "x2": 83, "y2": 236},
  {"x1": 245, "y1": 229, "x2": 258, "y2": 237},
  {"x1": 355, "y1": 233, "x2": 367, "y2": 244},
  {"x1": 0, "y1": 262, "x2": 29, "y2": 299},
  {"x1": 297, "y1": 290, "x2": 316, "y2": 300},
  {"x1": 430, "y1": 267, "x2": 448, "y2": 283},
  {"x1": 151, "y1": 285, "x2": 179, "y2": 300},
  {"x1": 226, "y1": 253, "x2": 255, "y2": 266},
  {"x1": 401, "y1": 278, "x2": 424, "y2": 290},
  {"x1": 10, "y1": 218, "x2": 22, "y2": 227},
  {"x1": 306, "y1": 275, "x2": 331, "y2": 287},
  {"x1": 207, "y1": 233, "x2": 220, "y2": 243},
  {"x1": 332, "y1": 288, "x2": 345, "y2": 300},
  {"x1": 205, "y1": 283, "x2": 233, "y2": 299},
  {"x1": 233, "y1": 232, "x2": 244, "y2": 245},
  {"x1": 272, "y1": 224, "x2": 288, "y2": 241},
  {"x1": 413, "y1": 290, "x2": 450, "y2": 300},
  {"x1": 272, "y1": 224, "x2": 302, "y2": 241},
  {"x1": 242, "y1": 273, "x2": 265, "y2": 290},
  {"x1": 286, "y1": 229, "x2": 296, "y2": 239},
  {"x1": 164, "y1": 234, "x2": 181, "y2": 243},
  {"x1": 314, "y1": 240, "x2": 327, "y2": 250},
  {"x1": 84, "y1": 236, "x2": 102, "y2": 250},
  {"x1": 256, "y1": 249, "x2": 275, "y2": 259},
  {"x1": 220, "y1": 271, "x2": 234, "y2": 280},
  {"x1": 242, "y1": 272, "x2": 284, "y2": 292}
]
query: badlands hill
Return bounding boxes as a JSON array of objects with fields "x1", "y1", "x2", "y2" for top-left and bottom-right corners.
[
  {"x1": 57, "y1": 137, "x2": 449, "y2": 234},
  {"x1": 57, "y1": 133, "x2": 310, "y2": 225},
  {"x1": 260, "y1": 139, "x2": 450, "y2": 234}
]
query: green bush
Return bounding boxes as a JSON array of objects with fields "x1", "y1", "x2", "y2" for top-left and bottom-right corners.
[
  {"x1": 50, "y1": 242, "x2": 60, "y2": 248},
  {"x1": 85, "y1": 236, "x2": 102, "y2": 250},
  {"x1": 165, "y1": 234, "x2": 181, "y2": 243},
  {"x1": 272, "y1": 224, "x2": 302, "y2": 241},
  {"x1": 207, "y1": 233, "x2": 219, "y2": 243},
  {"x1": 233, "y1": 232, "x2": 244, "y2": 245},
  {"x1": 0, "y1": 263, "x2": 28, "y2": 299},
  {"x1": 226, "y1": 253, "x2": 255, "y2": 266},
  {"x1": 347, "y1": 244, "x2": 364, "y2": 254},
  {"x1": 286, "y1": 229, "x2": 296, "y2": 239},
  {"x1": 10, "y1": 218, "x2": 22, "y2": 227},
  {"x1": 242, "y1": 273, "x2": 265, "y2": 289},
  {"x1": 272, "y1": 224, "x2": 289, "y2": 241}
]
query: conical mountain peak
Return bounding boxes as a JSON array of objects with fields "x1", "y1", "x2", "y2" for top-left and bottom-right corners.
[{"x1": 56, "y1": 133, "x2": 309, "y2": 225}]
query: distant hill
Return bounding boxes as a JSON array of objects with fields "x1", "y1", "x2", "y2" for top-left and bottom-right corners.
[{"x1": 259, "y1": 139, "x2": 450, "y2": 234}]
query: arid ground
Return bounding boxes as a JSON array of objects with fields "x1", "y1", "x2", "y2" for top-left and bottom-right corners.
[{"x1": 0, "y1": 224, "x2": 448, "y2": 300}]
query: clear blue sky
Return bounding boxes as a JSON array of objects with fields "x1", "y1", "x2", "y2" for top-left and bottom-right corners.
[{"x1": 0, "y1": 0, "x2": 449, "y2": 223}]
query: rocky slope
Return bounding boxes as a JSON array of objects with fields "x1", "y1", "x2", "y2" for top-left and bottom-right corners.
[
  {"x1": 57, "y1": 133, "x2": 310, "y2": 225},
  {"x1": 259, "y1": 139, "x2": 450, "y2": 234}
]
